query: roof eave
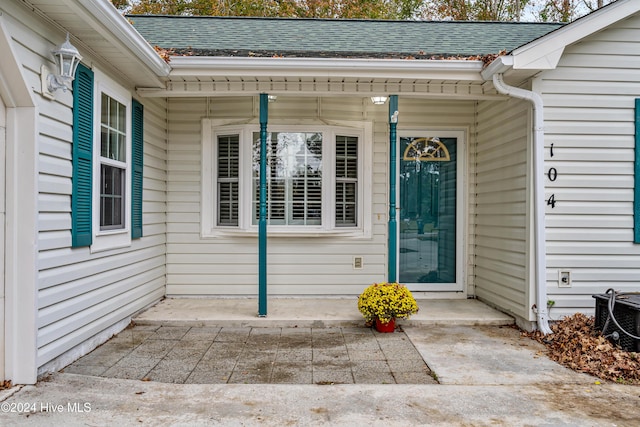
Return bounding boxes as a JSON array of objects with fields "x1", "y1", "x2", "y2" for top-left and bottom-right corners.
[
  {"x1": 74, "y1": 0, "x2": 171, "y2": 77},
  {"x1": 483, "y1": 0, "x2": 639, "y2": 83},
  {"x1": 511, "y1": 0, "x2": 640, "y2": 70}
]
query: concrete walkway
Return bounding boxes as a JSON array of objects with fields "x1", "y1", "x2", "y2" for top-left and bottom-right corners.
[{"x1": 1, "y1": 298, "x2": 639, "y2": 426}]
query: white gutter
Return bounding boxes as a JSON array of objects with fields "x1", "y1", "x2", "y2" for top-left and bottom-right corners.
[
  {"x1": 168, "y1": 56, "x2": 485, "y2": 81},
  {"x1": 491, "y1": 72, "x2": 552, "y2": 335}
]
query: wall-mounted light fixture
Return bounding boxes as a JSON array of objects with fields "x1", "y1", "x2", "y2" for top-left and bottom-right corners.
[
  {"x1": 370, "y1": 96, "x2": 388, "y2": 105},
  {"x1": 267, "y1": 95, "x2": 278, "y2": 103},
  {"x1": 41, "y1": 33, "x2": 82, "y2": 99}
]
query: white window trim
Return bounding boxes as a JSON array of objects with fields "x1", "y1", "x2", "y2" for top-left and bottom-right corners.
[
  {"x1": 201, "y1": 118, "x2": 372, "y2": 238},
  {"x1": 90, "y1": 69, "x2": 132, "y2": 253}
]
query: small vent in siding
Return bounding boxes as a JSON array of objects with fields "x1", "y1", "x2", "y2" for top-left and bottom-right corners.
[{"x1": 353, "y1": 257, "x2": 363, "y2": 269}]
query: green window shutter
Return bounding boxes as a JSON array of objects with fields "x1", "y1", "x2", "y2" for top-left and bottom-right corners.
[
  {"x1": 635, "y1": 99, "x2": 640, "y2": 243},
  {"x1": 71, "y1": 63, "x2": 94, "y2": 247},
  {"x1": 131, "y1": 99, "x2": 144, "y2": 239}
]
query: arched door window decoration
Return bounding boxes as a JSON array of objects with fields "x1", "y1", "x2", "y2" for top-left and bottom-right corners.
[{"x1": 403, "y1": 137, "x2": 450, "y2": 162}]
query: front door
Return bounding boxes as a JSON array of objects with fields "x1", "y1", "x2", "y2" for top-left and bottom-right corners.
[{"x1": 398, "y1": 131, "x2": 463, "y2": 291}]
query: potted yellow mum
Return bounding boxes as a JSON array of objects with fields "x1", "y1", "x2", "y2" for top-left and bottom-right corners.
[{"x1": 357, "y1": 282, "x2": 419, "y2": 332}]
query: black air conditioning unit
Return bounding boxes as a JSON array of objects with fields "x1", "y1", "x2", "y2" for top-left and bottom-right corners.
[{"x1": 593, "y1": 292, "x2": 640, "y2": 352}]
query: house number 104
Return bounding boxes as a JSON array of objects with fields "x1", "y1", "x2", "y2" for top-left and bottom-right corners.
[{"x1": 546, "y1": 143, "x2": 556, "y2": 208}]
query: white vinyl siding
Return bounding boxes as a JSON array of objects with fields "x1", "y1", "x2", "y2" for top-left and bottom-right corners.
[
  {"x1": 168, "y1": 96, "x2": 475, "y2": 296},
  {"x1": 36, "y1": 92, "x2": 167, "y2": 368},
  {"x1": 537, "y1": 13, "x2": 640, "y2": 318},
  {"x1": 189, "y1": 98, "x2": 377, "y2": 294},
  {"x1": 0, "y1": 3, "x2": 169, "y2": 370},
  {"x1": 473, "y1": 96, "x2": 531, "y2": 321}
]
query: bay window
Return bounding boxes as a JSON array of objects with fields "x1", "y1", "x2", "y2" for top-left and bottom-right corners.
[{"x1": 201, "y1": 121, "x2": 371, "y2": 237}]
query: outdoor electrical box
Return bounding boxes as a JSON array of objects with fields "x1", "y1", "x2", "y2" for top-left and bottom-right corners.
[
  {"x1": 593, "y1": 293, "x2": 640, "y2": 352},
  {"x1": 558, "y1": 270, "x2": 572, "y2": 288}
]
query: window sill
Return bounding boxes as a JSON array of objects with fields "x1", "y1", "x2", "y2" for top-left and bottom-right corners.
[{"x1": 202, "y1": 227, "x2": 371, "y2": 239}]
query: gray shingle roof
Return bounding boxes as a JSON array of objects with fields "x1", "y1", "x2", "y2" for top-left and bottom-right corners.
[{"x1": 128, "y1": 15, "x2": 564, "y2": 59}]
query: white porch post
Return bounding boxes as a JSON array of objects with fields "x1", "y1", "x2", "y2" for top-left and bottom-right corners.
[
  {"x1": 0, "y1": 16, "x2": 39, "y2": 384},
  {"x1": 4, "y1": 107, "x2": 39, "y2": 384}
]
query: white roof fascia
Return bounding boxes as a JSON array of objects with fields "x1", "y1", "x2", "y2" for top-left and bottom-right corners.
[
  {"x1": 512, "y1": 0, "x2": 640, "y2": 70},
  {"x1": 72, "y1": 0, "x2": 170, "y2": 77},
  {"x1": 167, "y1": 56, "x2": 485, "y2": 81},
  {"x1": 480, "y1": 55, "x2": 513, "y2": 80}
]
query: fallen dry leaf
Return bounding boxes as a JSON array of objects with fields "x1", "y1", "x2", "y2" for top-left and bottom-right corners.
[{"x1": 525, "y1": 313, "x2": 640, "y2": 384}]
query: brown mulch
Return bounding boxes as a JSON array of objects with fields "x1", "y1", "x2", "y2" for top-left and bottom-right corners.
[
  {"x1": 0, "y1": 380, "x2": 11, "y2": 390},
  {"x1": 525, "y1": 313, "x2": 640, "y2": 384}
]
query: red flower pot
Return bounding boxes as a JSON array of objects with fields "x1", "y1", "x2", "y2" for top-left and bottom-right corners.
[{"x1": 375, "y1": 318, "x2": 395, "y2": 333}]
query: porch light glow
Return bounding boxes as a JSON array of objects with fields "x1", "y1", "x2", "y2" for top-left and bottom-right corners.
[
  {"x1": 46, "y1": 33, "x2": 82, "y2": 93},
  {"x1": 371, "y1": 96, "x2": 388, "y2": 105},
  {"x1": 268, "y1": 95, "x2": 278, "y2": 103}
]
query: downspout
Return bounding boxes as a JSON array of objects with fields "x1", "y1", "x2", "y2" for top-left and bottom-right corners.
[{"x1": 492, "y1": 74, "x2": 552, "y2": 334}]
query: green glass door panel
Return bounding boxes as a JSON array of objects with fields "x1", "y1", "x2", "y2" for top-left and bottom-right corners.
[{"x1": 399, "y1": 137, "x2": 456, "y2": 284}]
